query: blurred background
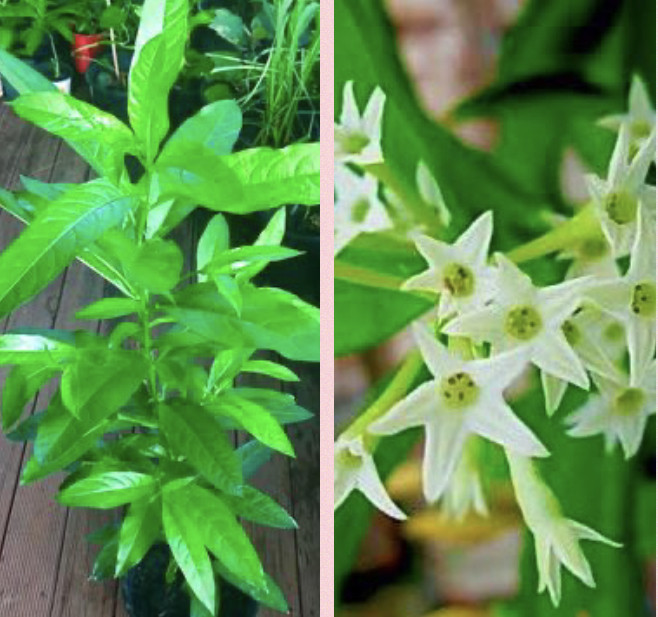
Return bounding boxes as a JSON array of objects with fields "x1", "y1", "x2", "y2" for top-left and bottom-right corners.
[{"x1": 335, "y1": 0, "x2": 656, "y2": 615}]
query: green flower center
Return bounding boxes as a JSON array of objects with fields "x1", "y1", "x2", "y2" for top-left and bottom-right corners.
[
  {"x1": 604, "y1": 190, "x2": 637, "y2": 225},
  {"x1": 603, "y1": 321, "x2": 624, "y2": 342},
  {"x1": 351, "y1": 198, "x2": 370, "y2": 223},
  {"x1": 630, "y1": 119, "x2": 652, "y2": 140},
  {"x1": 443, "y1": 263, "x2": 475, "y2": 298},
  {"x1": 341, "y1": 132, "x2": 370, "y2": 155},
  {"x1": 613, "y1": 387, "x2": 645, "y2": 416},
  {"x1": 439, "y1": 371, "x2": 479, "y2": 409},
  {"x1": 562, "y1": 320, "x2": 581, "y2": 346},
  {"x1": 578, "y1": 236, "x2": 609, "y2": 261},
  {"x1": 505, "y1": 305, "x2": 543, "y2": 341},
  {"x1": 630, "y1": 282, "x2": 656, "y2": 317}
]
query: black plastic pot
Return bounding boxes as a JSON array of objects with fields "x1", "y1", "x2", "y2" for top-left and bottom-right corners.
[{"x1": 121, "y1": 544, "x2": 259, "y2": 617}]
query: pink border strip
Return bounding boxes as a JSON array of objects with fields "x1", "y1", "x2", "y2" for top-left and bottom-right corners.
[{"x1": 319, "y1": 0, "x2": 334, "y2": 613}]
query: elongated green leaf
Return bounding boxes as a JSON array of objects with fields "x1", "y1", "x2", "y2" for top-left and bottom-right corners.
[
  {"x1": 219, "y1": 143, "x2": 320, "y2": 212},
  {"x1": 221, "y1": 486, "x2": 297, "y2": 529},
  {"x1": 237, "y1": 440, "x2": 273, "y2": 479},
  {"x1": 152, "y1": 144, "x2": 243, "y2": 211},
  {"x1": 11, "y1": 93, "x2": 136, "y2": 181},
  {"x1": 91, "y1": 528, "x2": 120, "y2": 581},
  {"x1": 0, "y1": 47, "x2": 55, "y2": 94},
  {"x1": 163, "y1": 489, "x2": 216, "y2": 615},
  {"x1": 241, "y1": 359, "x2": 299, "y2": 382},
  {"x1": 237, "y1": 208, "x2": 286, "y2": 281},
  {"x1": 0, "y1": 179, "x2": 137, "y2": 317},
  {"x1": 160, "y1": 100, "x2": 242, "y2": 163},
  {"x1": 2, "y1": 364, "x2": 56, "y2": 430},
  {"x1": 206, "y1": 393, "x2": 294, "y2": 457},
  {"x1": 197, "y1": 213, "x2": 230, "y2": 274},
  {"x1": 128, "y1": 33, "x2": 173, "y2": 162},
  {"x1": 0, "y1": 333, "x2": 74, "y2": 366},
  {"x1": 203, "y1": 245, "x2": 301, "y2": 274},
  {"x1": 20, "y1": 176, "x2": 73, "y2": 201},
  {"x1": 75, "y1": 297, "x2": 141, "y2": 321},
  {"x1": 213, "y1": 562, "x2": 288, "y2": 613},
  {"x1": 181, "y1": 484, "x2": 267, "y2": 591},
  {"x1": 212, "y1": 274, "x2": 242, "y2": 316},
  {"x1": 235, "y1": 388, "x2": 313, "y2": 424},
  {"x1": 58, "y1": 471, "x2": 157, "y2": 509},
  {"x1": 159, "y1": 402, "x2": 243, "y2": 494},
  {"x1": 241, "y1": 286, "x2": 320, "y2": 362},
  {"x1": 115, "y1": 497, "x2": 161, "y2": 576}
]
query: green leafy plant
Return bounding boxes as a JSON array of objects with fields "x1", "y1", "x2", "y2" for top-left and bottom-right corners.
[{"x1": 0, "y1": 0, "x2": 320, "y2": 613}]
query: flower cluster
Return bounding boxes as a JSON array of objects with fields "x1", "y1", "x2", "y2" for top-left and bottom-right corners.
[{"x1": 334, "y1": 77, "x2": 656, "y2": 606}]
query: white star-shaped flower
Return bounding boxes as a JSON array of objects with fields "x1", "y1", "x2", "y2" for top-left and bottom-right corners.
[
  {"x1": 443, "y1": 254, "x2": 591, "y2": 398},
  {"x1": 334, "y1": 81, "x2": 385, "y2": 165},
  {"x1": 567, "y1": 359, "x2": 656, "y2": 459},
  {"x1": 370, "y1": 324, "x2": 548, "y2": 503},
  {"x1": 441, "y1": 436, "x2": 488, "y2": 520},
  {"x1": 599, "y1": 75, "x2": 656, "y2": 154},
  {"x1": 587, "y1": 207, "x2": 656, "y2": 381},
  {"x1": 507, "y1": 452, "x2": 620, "y2": 607},
  {"x1": 403, "y1": 211, "x2": 496, "y2": 319},
  {"x1": 585, "y1": 123, "x2": 656, "y2": 256},
  {"x1": 416, "y1": 161, "x2": 452, "y2": 228},
  {"x1": 334, "y1": 433, "x2": 406, "y2": 520},
  {"x1": 541, "y1": 307, "x2": 625, "y2": 415},
  {"x1": 334, "y1": 164, "x2": 392, "y2": 255}
]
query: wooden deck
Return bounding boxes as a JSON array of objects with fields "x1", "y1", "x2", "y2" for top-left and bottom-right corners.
[{"x1": 0, "y1": 106, "x2": 319, "y2": 617}]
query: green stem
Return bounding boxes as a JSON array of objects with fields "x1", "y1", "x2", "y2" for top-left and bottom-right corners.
[
  {"x1": 344, "y1": 351, "x2": 424, "y2": 440},
  {"x1": 506, "y1": 203, "x2": 599, "y2": 264},
  {"x1": 139, "y1": 298, "x2": 158, "y2": 401}
]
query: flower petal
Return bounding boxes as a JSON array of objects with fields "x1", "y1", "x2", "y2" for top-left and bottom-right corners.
[
  {"x1": 540, "y1": 371, "x2": 569, "y2": 416},
  {"x1": 369, "y1": 380, "x2": 437, "y2": 435},
  {"x1": 531, "y1": 332, "x2": 589, "y2": 389},
  {"x1": 357, "y1": 455, "x2": 407, "y2": 520},
  {"x1": 456, "y1": 211, "x2": 494, "y2": 265},
  {"x1": 627, "y1": 318, "x2": 656, "y2": 386}
]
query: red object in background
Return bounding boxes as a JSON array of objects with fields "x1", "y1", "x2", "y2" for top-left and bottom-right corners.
[{"x1": 72, "y1": 32, "x2": 105, "y2": 74}]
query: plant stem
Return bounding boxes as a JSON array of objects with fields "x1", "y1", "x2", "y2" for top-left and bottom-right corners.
[
  {"x1": 334, "y1": 260, "x2": 409, "y2": 292},
  {"x1": 48, "y1": 33, "x2": 60, "y2": 79},
  {"x1": 139, "y1": 298, "x2": 158, "y2": 401},
  {"x1": 506, "y1": 203, "x2": 599, "y2": 264},
  {"x1": 344, "y1": 350, "x2": 423, "y2": 440}
]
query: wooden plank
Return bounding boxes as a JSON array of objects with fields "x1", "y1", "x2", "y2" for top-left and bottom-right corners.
[{"x1": 285, "y1": 362, "x2": 320, "y2": 617}]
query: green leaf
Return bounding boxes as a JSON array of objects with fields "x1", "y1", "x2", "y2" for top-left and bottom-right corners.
[
  {"x1": 0, "y1": 333, "x2": 74, "y2": 366},
  {"x1": 61, "y1": 350, "x2": 148, "y2": 420},
  {"x1": 197, "y1": 213, "x2": 230, "y2": 274},
  {"x1": 237, "y1": 440, "x2": 272, "y2": 478},
  {"x1": 221, "y1": 485, "x2": 297, "y2": 529},
  {"x1": 159, "y1": 401, "x2": 243, "y2": 495},
  {"x1": 209, "y1": 8, "x2": 247, "y2": 47},
  {"x1": 0, "y1": 179, "x2": 137, "y2": 317},
  {"x1": 180, "y1": 484, "x2": 267, "y2": 592},
  {"x1": 152, "y1": 144, "x2": 244, "y2": 212},
  {"x1": 11, "y1": 93, "x2": 137, "y2": 182},
  {"x1": 115, "y1": 497, "x2": 161, "y2": 576},
  {"x1": 233, "y1": 388, "x2": 313, "y2": 425},
  {"x1": 58, "y1": 471, "x2": 157, "y2": 509},
  {"x1": 237, "y1": 208, "x2": 287, "y2": 282},
  {"x1": 213, "y1": 562, "x2": 288, "y2": 613},
  {"x1": 212, "y1": 274, "x2": 242, "y2": 316},
  {"x1": 220, "y1": 143, "x2": 320, "y2": 212},
  {"x1": 75, "y1": 297, "x2": 141, "y2": 321},
  {"x1": 203, "y1": 245, "x2": 301, "y2": 275},
  {"x1": 206, "y1": 392, "x2": 294, "y2": 457},
  {"x1": 91, "y1": 529, "x2": 120, "y2": 581},
  {"x1": 162, "y1": 489, "x2": 216, "y2": 615},
  {"x1": 128, "y1": 33, "x2": 173, "y2": 162},
  {"x1": 128, "y1": 238, "x2": 184, "y2": 294},
  {"x1": 160, "y1": 100, "x2": 242, "y2": 162},
  {"x1": 241, "y1": 286, "x2": 320, "y2": 362},
  {"x1": 2, "y1": 364, "x2": 56, "y2": 430},
  {"x1": 0, "y1": 47, "x2": 55, "y2": 94},
  {"x1": 241, "y1": 359, "x2": 299, "y2": 382}
]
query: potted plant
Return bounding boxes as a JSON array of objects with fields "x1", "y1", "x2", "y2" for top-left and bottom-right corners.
[
  {"x1": 0, "y1": 0, "x2": 320, "y2": 613},
  {"x1": 0, "y1": 0, "x2": 75, "y2": 94},
  {"x1": 71, "y1": 0, "x2": 111, "y2": 74}
]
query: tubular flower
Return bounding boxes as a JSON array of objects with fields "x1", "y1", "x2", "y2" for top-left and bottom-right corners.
[
  {"x1": 403, "y1": 211, "x2": 496, "y2": 319},
  {"x1": 334, "y1": 164, "x2": 392, "y2": 255},
  {"x1": 506, "y1": 452, "x2": 621, "y2": 606},
  {"x1": 444, "y1": 254, "x2": 591, "y2": 398},
  {"x1": 587, "y1": 206, "x2": 656, "y2": 381},
  {"x1": 585, "y1": 123, "x2": 656, "y2": 256},
  {"x1": 370, "y1": 324, "x2": 547, "y2": 503},
  {"x1": 599, "y1": 75, "x2": 656, "y2": 155},
  {"x1": 334, "y1": 432, "x2": 406, "y2": 520},
  {"x1": 567, "y1": 359, "x2": 656, "y2": 458},
  {"x1": 441, "y1": 436, "x2": 488, "y2": 520},
  {"x1": 334, "y1": 81, "x2": 385, "y2": 165}
]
